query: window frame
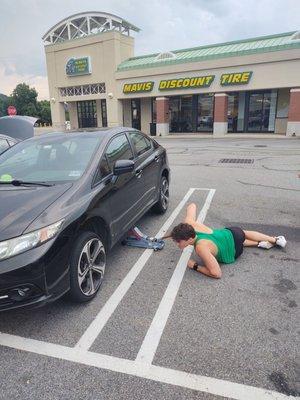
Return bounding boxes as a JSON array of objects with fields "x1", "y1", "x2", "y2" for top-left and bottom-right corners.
[
  {"x1": 92, "y1": 133, "x2": 135, "y2": 187},
  {"x1": 127, "y1": 131, "x2": 153, "y2": 159},
  {"x1": 0, "y1": 138, "x2": 9, "y2": 153}
]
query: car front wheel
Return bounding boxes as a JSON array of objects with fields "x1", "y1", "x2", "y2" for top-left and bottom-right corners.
[
  {"x1": 69, "y1": 231, "x2": 106, "y2": 302},
  {"x1": 153, "y1": 175, "x2": 169, "y2": 214}
]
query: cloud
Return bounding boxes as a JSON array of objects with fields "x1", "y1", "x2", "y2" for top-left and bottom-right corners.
[
  {"x1": 0, "y1": 64, "x2": 49, "y2": 100},
  {"x1": 0, "y1": 0, "x2": 299, "y2": 98}
]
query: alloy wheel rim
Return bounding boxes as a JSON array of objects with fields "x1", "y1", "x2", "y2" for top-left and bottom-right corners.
[
  {"x1": 161, "y1": 178, "x2": 169, "y2": 209},
  {"x1": 77, "y1": 238, "x2": 106, "y2": 296}
]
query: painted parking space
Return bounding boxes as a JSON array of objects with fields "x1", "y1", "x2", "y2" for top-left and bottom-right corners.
[{"x1": 0, "y1": 138, "x2": 299, "y2": 399}]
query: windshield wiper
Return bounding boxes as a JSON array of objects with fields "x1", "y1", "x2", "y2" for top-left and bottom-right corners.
[{"x1": 0, "y1": 180, "x2": 54, "y2": 187}]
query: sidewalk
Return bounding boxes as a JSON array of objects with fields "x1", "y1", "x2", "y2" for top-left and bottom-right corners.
[
  {"x1": 154, "y1": 133, "x2": 296, "y2": 139},
  {"x1": 34, "y1": 127, "x2": 298, "y2": 140}
]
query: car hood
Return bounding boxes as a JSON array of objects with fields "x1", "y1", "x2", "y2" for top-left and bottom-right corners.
[{"x1": 0, "y1": 183, "x2": 72, "y2": 241}]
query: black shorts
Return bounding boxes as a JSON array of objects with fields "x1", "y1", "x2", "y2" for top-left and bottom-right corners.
[{"x1": 225, "y1": 226, "x2": 245, "y2": 259}]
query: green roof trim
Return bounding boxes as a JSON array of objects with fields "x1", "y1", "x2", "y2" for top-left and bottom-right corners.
[{"x1": 117, "y1": 31, "x2": 300, "y2": 72}]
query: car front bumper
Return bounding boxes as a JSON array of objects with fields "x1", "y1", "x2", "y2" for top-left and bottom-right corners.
[{"x1": 0, "y1": 234, "x2": 72, "y2": 312}]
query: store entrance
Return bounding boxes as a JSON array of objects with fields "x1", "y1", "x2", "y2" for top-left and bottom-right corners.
[
  {"x1": 131, "y1": 99, "x2": 141, "y2": 130},
  {"x1": 227, "y1": 90, "x2": 277, "y2": 133},
  {"x1": 247, "y1": 91, "x2": 276, "y2": 132},
  {"x1": 77, "y1": 100, "x2": 97, "y2": 128}
]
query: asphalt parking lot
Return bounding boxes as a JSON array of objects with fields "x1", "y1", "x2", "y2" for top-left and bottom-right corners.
[{"x1": 0, "y1": 137, "x2": 299, "y2": 400}]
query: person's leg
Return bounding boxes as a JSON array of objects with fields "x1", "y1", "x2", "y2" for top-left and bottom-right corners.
[
  {"x1": 244, "y1": 230, "x2": 276, "y2": 244},
  {"x1": 243, "y1": 239, "x2": 259, "y2": 247}
]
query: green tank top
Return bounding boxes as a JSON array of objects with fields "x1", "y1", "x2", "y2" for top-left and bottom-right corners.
[{"x1": 194, "y1": 229, "x2": 236, "y2": 264}]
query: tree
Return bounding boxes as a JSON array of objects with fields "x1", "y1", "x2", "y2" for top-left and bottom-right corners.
[
  {"x1": 1, "y1": 83, "x2": 52, "y2": 125},
  {"x1": 0, "y1": 93, "x2": 10, "y2": 117},
  {"x1": 37, "y1": 100, "x2": 52, "y2": 124},
  {"x1": 11, "y1": 83, "x2": 38, "y2": 116}
]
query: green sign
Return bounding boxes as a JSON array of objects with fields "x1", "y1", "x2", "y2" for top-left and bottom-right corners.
[
  {"x1": 220, "y1": 71, "x2": 252, "y2": 86},
  {"x1": 66, "y1": 57, "x2": 91, "y2": 76}
]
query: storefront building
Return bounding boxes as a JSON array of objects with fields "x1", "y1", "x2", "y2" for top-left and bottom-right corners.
[{"x1": 43, "y1": 12, "x2": 300, "y2": 136}]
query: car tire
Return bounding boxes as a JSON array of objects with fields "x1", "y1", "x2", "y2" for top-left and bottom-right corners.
[
  {"x1": 153, "y1": 175, "x2": 169, "y2": 214},
  {"x1": 69, "y1": 231, "x2": 106, "y2": 303}
]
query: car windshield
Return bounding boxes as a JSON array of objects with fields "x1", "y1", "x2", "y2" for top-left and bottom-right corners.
[{"x1": 0, "y1": 135, "x2": 101, "y2": 183}]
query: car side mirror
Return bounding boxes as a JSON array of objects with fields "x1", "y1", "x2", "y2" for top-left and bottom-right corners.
[{"x1": 113, "y1": 160, "x2": 135, "y2": 176}]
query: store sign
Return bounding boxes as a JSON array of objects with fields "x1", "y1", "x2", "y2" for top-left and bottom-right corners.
[
  {"x1": 123, "y1": 81, "x2": 154, "y2": 93},
  {"x1": 220, "y1": 71, "x2": 252, "y2": 86},
  {"x1": 66, "y1": 57, "x2": 91, "y2": 76},
  {"x1": 159, "y1": 75, "x2": 214, "y2": 91}
]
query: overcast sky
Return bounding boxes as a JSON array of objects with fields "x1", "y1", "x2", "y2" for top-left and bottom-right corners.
[{"x1": 0, "y1": 0, "x2": 299, "y2": 100}]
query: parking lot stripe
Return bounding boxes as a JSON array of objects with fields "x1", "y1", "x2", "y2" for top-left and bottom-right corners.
[
  {"x1": 136, "y1": 189, "x2": 215, "y2": 365},
  {"x1": 75, "y1": 187, "x2": 202, "y2": 351},
  {"x1": 0, "y1": 332, "x2": 289, "y2": 400}
]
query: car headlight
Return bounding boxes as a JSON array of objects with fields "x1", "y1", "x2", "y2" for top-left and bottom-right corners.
[{"x1": 0, "y1": 220, "x2": 64, "y2": 261}]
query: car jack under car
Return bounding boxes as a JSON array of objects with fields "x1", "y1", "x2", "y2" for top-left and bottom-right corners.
[{"x1": 122, "y1": 227, "x2": 165, "y2": 251}]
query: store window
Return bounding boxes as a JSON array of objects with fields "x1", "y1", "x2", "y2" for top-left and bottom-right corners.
[
  {"x1": 169, "y1": 94, "x2": 214, "y2": 133},
  {"x1": 276, "y1": 89, "x2": 289, "y2": 119}
]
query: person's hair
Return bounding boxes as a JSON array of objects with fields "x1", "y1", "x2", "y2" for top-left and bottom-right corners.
[{"x1": 170, "y1": 223, "x2": 196, "y2": 242}]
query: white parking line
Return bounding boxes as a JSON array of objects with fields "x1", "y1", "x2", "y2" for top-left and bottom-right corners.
[
  {"x1": 136, "y1": 189, "x2": 215, "y2": 365},
  {"x1": 0, "y1": 332, "x2": 289, "y2": 400},
  {"x1": 75, "y1": 187, "x2": 203, "y2": 351}
]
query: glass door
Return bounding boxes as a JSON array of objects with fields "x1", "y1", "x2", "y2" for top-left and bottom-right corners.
[
  {"x1": 247, "y1": 91, "x2": 277, "y2": 132},
  {"x1": 131, "y1": 99, "x2": 141, "y2": 130},
  {"x1": 247, "y1": 93, "x2": 264, "y2": 132},
  {"x1": 228, "y1": 93, "x2": 239, "y2": 132},
  {"x1": 196, "y1": 94, "x2": 214, "y2": 132},
  {"x1": 101, "y1": 99, "x2": 107, "y2": 127},
  {"x1": 180, "y1": 96, "x2": 193, "y2": 132},
  {"x1": 77, "y1": 100, "x2": 97, "y2": 128},
  {"x1": 169, "y1": 97, "x2": 180, "y2": 132}
]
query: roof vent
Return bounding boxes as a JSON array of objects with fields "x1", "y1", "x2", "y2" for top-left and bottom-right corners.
[
  {"x1": 155, "y1": 51, "x2": 176, "y2": 61},
  {"x1": 290, "y1": 31, "x2": 300, "y2": 41}
]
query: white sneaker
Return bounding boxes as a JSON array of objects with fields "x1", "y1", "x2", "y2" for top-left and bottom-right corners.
[
  {"x1": 258, "y1": 241, "x2": 274, "y2": 249},
  {"x1": 275, "y1": 236, "x2": 287, "y2": 248}
]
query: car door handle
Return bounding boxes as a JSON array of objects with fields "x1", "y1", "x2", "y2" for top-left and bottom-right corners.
[
  {"x1": 154, "y1": 155, "x2": 160, "y2": 162},
  {"x1": 135, "y1": 169, "x2": 143, "y2": 178}
]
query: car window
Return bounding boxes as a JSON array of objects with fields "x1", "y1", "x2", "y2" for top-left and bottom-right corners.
[
  {"x1": 129, "y1": 132, "x2": 152, "y2": 157},
  {"x1": 0, "y1": 139, "x2": 9, "y2": 154},
  {"x1": 105, "y1": 134, "x2": 134, "y2": 169},
  {"x1": 0, "y1": 136, "x2": 101, "y2": 183}
]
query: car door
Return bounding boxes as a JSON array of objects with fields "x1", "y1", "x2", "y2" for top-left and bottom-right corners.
[
  {"x1": 94, "y1": 133, "x2": 146, "y2": 241},
  {"x1": 128, "y1": 131, "x2": 162, "y2": 208}
]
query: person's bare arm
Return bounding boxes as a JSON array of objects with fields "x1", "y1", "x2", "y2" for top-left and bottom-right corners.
[
  {"x1": 184, "y1": 203, "x2": 212, "y2": 233},
  {"x1": 188, "y1": 245, "x2": 222, "y2": 279}
]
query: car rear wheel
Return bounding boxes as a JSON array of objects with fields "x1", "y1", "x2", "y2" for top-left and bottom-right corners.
[
  {"x1": 69, "y1": 231, "x2": 106, "y2": 302},
  {"x1": 153, "y1": 175, "x2": 169, "y2": 214}
]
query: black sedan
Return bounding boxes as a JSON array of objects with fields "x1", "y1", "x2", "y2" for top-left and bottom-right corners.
[
  {"x1": 0, "y1": 134, "x2": 18, "y2": 155},
  {"x1": 0, "y1": 128, "x2": 170, "y2": 311}
]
